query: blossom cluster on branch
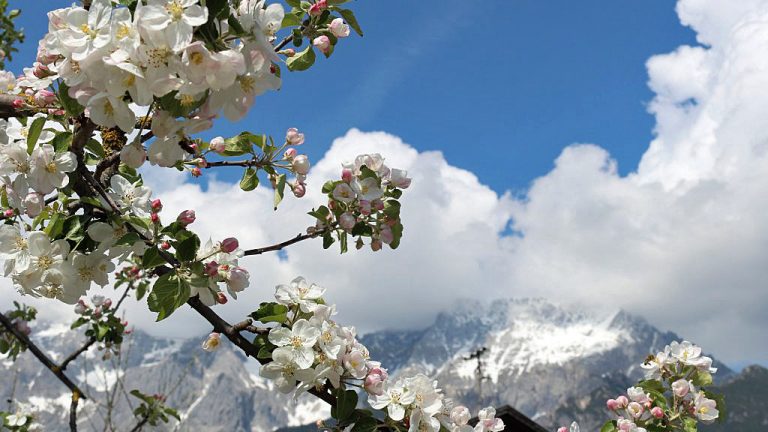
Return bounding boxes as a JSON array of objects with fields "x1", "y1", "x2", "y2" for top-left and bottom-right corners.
[
  {"x1": 557, "y1": 340, "x2": 725, "y2": 432},
  {"x1": 221, "y1": 276, "x2": 506, "y2": 432}
]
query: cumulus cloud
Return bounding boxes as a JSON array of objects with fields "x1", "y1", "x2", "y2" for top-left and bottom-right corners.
[{"x1": 3, "y1": 0, "x2": 768, "y2": 367}]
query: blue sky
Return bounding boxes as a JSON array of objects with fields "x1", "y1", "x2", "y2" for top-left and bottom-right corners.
[{"x1": 8, "y1": 0, "x2": 696, "y2": 193}]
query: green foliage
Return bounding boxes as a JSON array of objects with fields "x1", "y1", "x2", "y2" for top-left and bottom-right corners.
[
  {"x1": 130, "y1": 390, "x2": 180, "y2": 427},
  {"x1": 286, "y1": 45, "x2": 316, "y2": 71},
  {"x1": 249, "y1": 302, "x2": 289, "y2": 324},
  {"x1": 0, "y1": 0, "x2": 24, "y2": 69},
  {"x1": 331, "y1": 388, "x2": 358, "y2": 424},
  {"x1": 147, "y1": 272, "x2": 191, "y2": 321}
]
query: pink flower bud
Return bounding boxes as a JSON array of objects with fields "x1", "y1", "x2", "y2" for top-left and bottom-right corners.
[
  {"x1": 313, "y1": 35, "x2": 332, "y2": 55},
  {"x1": 33, "y1": 63, "x2": 50, "y2": 79},
  {"x1": 379, "y1": 227, "x2": 394, "y2": 244},
  {"x1": 191, "y1": 167, "x2": 202, "y2": 177},
  {"x1": 160, "y1": 241, "x2": 171, "y2": 250},
  {"x1": 308, "y1": 0, "x2": 327, "y2": 16},
  {"x1": 286, "y1": 128, "x2": 305, "y2": 145},
  {"x1": 34, "y1": 89, "x2": 56, "y2": 106},
  {"x1": 372, "y1": 199, "x2": 384, "y2": 211},
  {"x1": 282, "y1": 48, "x2": 296, "y2": 57},
  {"x1": 671, "y1": 379, "x2": 690, "y2": 397},
  {"x1": 364, "y1": 367, "x2": 388, "y2": 395},
  {"x1": 292, "y1": 183, "x2": 306, "y2": 198},
  {"x1": 651, "y1": 407, "x2": 664, "y2": 419},
  {"x1": 12, "y1": 98, "x2": 23, "y2": 108},
  {"x1": 177, "y1": 210, "x2": 196, "y2": 226},
  {"x1": 329, "y1": 18, "x2": 350, "y2": 38},
  {"x1": 370, "y1": 239, "x2": 382, "y2": 251},
  {"x1": 557, "y1": 428, "x2": 568, "y2": 432},
  {"x1": 339, "y1": 212, "x2": 356, "y2": 230},
  {"x1": 210, "y1": 136, "x2": 226, "y2": 153},
  {"x1": 217, "y1": 292, "x2": 228, "y2": 304},
  {"x1": 205, "y1": 261, "x2": 219, "y2": 277},
  {"x1": 606, "y1": 399, "x2": 619, "y2": 410},
  {"x1": 151, "y1": 199, "x2": 163, "y2": 211},
  {"x1": 3, "y1": 209, "x2": 14, "y2": 218},
  {"x1": 103, "y1": 299, "x2": 112, "y2": 309},
  {"x1": 93, "y1": 307, "x2": 102, "y2": 318},
  {"x1": 284, "y1": 148, "x2": 297, "y2": 159},
  {"x1": 341, "y1": 168, "x2": 352, "y2": 183},
  {"x1": 74, "y1": 303, "x2": 87, "y2": 315},
  {"x1": 292, "y1": 155, "x2": 310, "y2": 175},
  {"x1": 189, "y1": 143, "x2": 198, "y2": 153},
  {"x1": 616, "y1": 396, "x2": 629, "y2": 408},
  {"x1": 150, "y1": 213, "x2": 160, "y2": 224},
  {"x1": 220, "y1": 237, "x2": 239, "y2": 253}
]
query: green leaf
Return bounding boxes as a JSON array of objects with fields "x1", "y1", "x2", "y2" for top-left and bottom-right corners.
[
  {"x1": 332, "y1": 389, "x2": 358, "y2": 422},
  {"x1": 85, "y1": 138, "x2": 105, "y2": 158},
  {"x1": 115, "y1": 232, "x2": 141, "y2": 246},
  {"x1": 142, "y1": 247, "x2": 168, "y2": 269},
  {"x1": 308, "y1": 205, "x2": 331, "y2": 221},
  {"x1": 281, "y1": 13, "x2": 301, "y2": 28},
  {"x1": 58, "y1": 83, "x2": 84, "y2": 117},
  {"x1": 51, "y1": 131, "x2": 73, "y2": 153},
  {"x1": 249, "y1": 302, "x2": 289, "y2": 324},
  {"x1": 682, "y1": 417, "x2": 698, "y2": 432},
  {"x1": 322, "y1": 180, "x2": 337, "y2": 194},
  {"x1": 222, "y1": 132, "x2": 258, "y2": 156},
  {"x1": 323, "y1": 232, "x2": 335, "y2": 249},
  {"x1": 175, "y1": 233, "x2": 200, "y2": 262},
  {"x1": 285, "y1": 0, "x2": 301, "y2": 6},
  {"x1": 26, "y1": 117, "x2": 46, "y2": 154},
  {"x1": 337, "y1": 8, "x2": 363, "y2": 36},
  {"x1": 389, "y1": 222, "x2": 403, "y2": 249},
  {"x1": 600, "y1": 420, "x2": 618, "y2": 432},
  {"x1": 0, "y1": 338, "x2": 9, "y2": 354},
  {"x1": 350, "y1": 417, "x2": 378, "y2": 432},
  {"x1": 240, "y1": 167, "x2": 260, "y2": 191},
  {"x1": 44, "y1": 212, "x2": 64, "y2": 239},
  {"x1": 286, "y1": 45, "x2": 316, "y2": 71},
  {"x1": 147, "y1": 273, "x2": 190, "y2": 321},
  {"x1": 273, "y1": 173, "x2": 286, "y2": 210}
]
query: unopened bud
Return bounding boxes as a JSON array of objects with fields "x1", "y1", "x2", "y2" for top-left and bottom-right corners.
[
  {"x1": 220, "y1": 237, "x2": 239, "y2": 253},
  {"x1": 217, "y1": 292, "x2": 228, "y2": 304},
  {"x1": 160, "y1": 241, "x2": 171, "y2": 250},
  {"x1": 191, "y1": 167, "x2": 202, "y2": 177},
  {"x1": 177, "y1": 210, "x2": 196, "y2": 226},
  {"x1": 210, "y1": 136, "x2": 226, "y2": 153},
  {"x1": 292, "y1": 183, "x2": 306, "y2": 198}
]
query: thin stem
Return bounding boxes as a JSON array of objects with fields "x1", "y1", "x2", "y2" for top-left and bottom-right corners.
[{"x1": 243, "y1": 228, "x2": 329, "y2": 256}]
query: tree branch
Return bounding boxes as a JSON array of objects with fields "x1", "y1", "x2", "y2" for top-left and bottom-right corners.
[
  {"x1": 69, "y1": 392, "x2": 80, "y2": 431},
  {"x1": 243, "y1": 230, "x2": 326, "y2": 256},
  {"x1": 60, "y1": 339, "x2": 96, "y2": 372},
  {"x1": 186, "y1": 296, "x2": 336, "y2": 406},
  {"x1": 0, "y1": 312, "x2": 88, "y2": 400}
]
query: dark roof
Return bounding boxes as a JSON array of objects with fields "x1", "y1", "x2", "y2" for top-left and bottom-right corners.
[{"x1": 471, "y1": 405, "x2": 549, "y2": 432}]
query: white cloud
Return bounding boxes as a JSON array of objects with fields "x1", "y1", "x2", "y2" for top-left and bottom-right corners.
[{"x1": 3, "y1": 0, "x2": 768, "y2": 367}]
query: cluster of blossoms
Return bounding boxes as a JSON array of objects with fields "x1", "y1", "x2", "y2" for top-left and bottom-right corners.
[
  {"x1": 0, "y1": 403, "x2": 42, "y2": 432},
  {"x1": 310, "y1": 153, "x2": 411, "y2": 252},
  {"x1": 559, "y1": 341, "x2": 723, "y2": 432},
  {"x1": 72, "y1": 294, "x2": 130, "y2": 360},
  {"x1": 207, "y1": 276, "x2": 503, "y2": 432},
  {"x1": 0, "y1": 0, "x2": 358, "y2": 171}
]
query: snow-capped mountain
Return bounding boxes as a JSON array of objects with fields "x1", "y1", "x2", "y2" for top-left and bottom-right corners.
[{"x1": 0, "y1": 298, "x2": 738, "y2": 431}]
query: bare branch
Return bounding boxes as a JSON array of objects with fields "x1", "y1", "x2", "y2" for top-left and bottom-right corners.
[{"x1": 0, "y1": 312, "x2": 88, "y2": 400}]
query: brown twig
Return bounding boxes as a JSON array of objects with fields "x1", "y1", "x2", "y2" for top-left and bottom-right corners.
[
  {"x1": 69, "y1": 392, "x2": 80, "y2": 431},
  {"x1": 186, "y1": 296, "x2": 336, "y2": 406},
  {"x1": 60, "y1": 339, "x2": 96, "y2": 372},
  {"x1": 243, "y1": 231, "x2": 324, "y2": 256},
  {"x1": 0, "y1": 312, "x2": 88, "y2": 400}
]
